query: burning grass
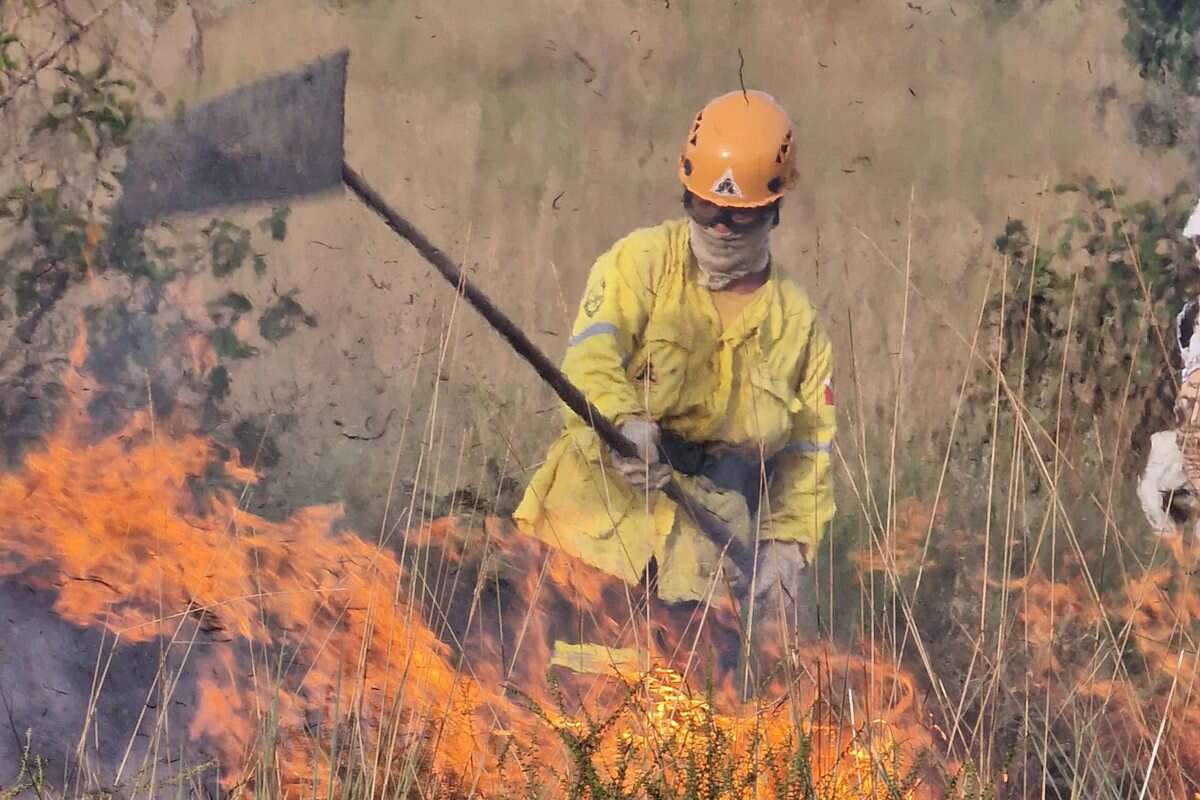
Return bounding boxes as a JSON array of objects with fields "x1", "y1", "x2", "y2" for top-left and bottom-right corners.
[
  {"x1": 7, "y1": 237, "x2": 1200, "y2": 799},
  {"x1": 0, "y1": 334, "x2": 932, "y2": 798},
  {"x1": 1, "y1": 187, "x2": 1199, "y2": 798},
  {"x1": 6, "y1": 0, "x2": 1200, "y2": 793},
  {"x1": 6, "y1": 295, "x2": 1200, "y2": 799}
]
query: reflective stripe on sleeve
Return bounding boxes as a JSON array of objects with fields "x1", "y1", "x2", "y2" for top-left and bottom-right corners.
[{"x1": 567, "y1": 322, "x2": 619, "y2": 347}]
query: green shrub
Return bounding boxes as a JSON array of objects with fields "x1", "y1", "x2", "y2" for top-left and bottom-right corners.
[
  {"x1": 957, "y1": 178, "x2": 1199, "y2": 487},
  {"x1": 1121, "y1": 0, "x2": 1200, "y2": 95}
]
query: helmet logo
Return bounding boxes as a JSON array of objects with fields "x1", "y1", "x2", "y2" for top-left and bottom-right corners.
[{"x1": 711, "y1": 168, "x2": 743, "y2": 199}]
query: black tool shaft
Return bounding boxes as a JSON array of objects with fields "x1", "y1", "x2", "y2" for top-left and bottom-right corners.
[{"x1": 340, "y1": 162, "x2": 753, "y2": 573}]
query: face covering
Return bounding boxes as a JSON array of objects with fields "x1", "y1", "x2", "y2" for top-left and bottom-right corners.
[{"x1": 687, "y1": 217, "x2": 772, "y2": 290}]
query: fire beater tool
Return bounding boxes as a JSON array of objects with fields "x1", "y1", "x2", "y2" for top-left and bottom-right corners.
[{"x1": 110, "y1": 49, "x2": 771, "y2": 695}]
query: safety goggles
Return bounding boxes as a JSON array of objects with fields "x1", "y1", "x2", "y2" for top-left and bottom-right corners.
[{"x1": 683, "y1": 192, "x2": 778, "y2": 232}]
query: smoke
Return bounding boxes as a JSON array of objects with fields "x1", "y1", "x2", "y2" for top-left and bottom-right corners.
[{"x1": 0, "y1": 576, "x2": 219, "y2": 795}]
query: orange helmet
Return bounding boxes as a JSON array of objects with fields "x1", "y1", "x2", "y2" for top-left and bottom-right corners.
[{"x1": 678, "y1": 90, "x2": 797, "y2": 208}]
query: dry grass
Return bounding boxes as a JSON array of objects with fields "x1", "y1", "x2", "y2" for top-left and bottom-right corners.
[
  {"x1": 3, "y1": 3, "x2": 1200, "y2": 798},
  {"x1": 3, "y1": 187, "x2": 1199, "y2": 800}
]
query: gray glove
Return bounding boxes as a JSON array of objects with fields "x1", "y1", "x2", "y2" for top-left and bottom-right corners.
[
  {"x1": 741, "y1": 541, "x2": 817, "y2": 694},
  {"x1": 609, "y1": 418, "x2": 672, "y2": 491},
  {"x1": 752, "y1": 540, "x2": 809, "y2": 604}
]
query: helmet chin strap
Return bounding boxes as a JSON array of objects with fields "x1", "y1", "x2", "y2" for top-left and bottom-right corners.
[{"x1": 688, "y1": 218, "x2": 771, "y2": 290}]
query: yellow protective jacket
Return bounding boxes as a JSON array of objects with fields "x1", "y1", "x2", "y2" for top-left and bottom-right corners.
[{"x1": 513, "y1": 218, "x2": 836, "y2": 602}]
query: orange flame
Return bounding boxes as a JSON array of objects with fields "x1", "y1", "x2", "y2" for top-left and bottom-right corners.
[
  {"x1": 1005, "y1": 534, "x2": 1200, "y2": 797},
  {"x1": 0, "y1": 331, "x2": 934, "y2": 797}
]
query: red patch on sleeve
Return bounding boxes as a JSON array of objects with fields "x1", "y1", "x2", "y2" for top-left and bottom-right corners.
[{"x1": 823, "y1": 379, "x2": 834, "y2": 406}]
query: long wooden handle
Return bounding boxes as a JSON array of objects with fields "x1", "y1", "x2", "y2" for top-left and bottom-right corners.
[{"x1": 340, "y1": 162, "x2": 753, "y2": 574}]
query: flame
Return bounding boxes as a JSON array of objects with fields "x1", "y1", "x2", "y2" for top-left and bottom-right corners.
[
  {"x1": 184, "y1": 330, "x2": 218, "y2": 378},
  {"x1": 1005, "y1": 534, "x2": 1200, "y2": 797},
  {"x1": 543, "y1": 662, "x2": 922, "y2": 798},
  {"x1": 851, "y1": 498, "x2": 937, "y2": 577},
  {"x1": 0, "y1": 331, "x2": 933, "y2": 797},
  {"x1": 82, "y1": 222, "x2": 103, "y2": 288}
]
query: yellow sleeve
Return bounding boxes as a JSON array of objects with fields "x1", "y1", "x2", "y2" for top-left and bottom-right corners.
[
  {"x1": 557, "y1": 228, "x2": 664, "y2": 454},
  {"x1": 760, "y1": 315, "x2": 837, "y2": 552}
]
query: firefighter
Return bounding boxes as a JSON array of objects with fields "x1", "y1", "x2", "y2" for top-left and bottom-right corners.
[{"x1": 513, "y1": 90, "x2": 836, "y2": 630}]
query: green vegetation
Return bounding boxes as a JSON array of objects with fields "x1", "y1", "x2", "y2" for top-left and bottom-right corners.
[
  {"x1": 1122, "y1": 0, "x2": 1200, "y2": 95},
  {"x1": 0, "y1": 11, "x2": 316, "y2": 469},
  {"x1": 959, "y1": 178, "x2": 1198, "y2": 481}
]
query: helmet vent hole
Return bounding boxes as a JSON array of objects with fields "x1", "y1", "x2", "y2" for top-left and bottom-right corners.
[
  {"x1": 683, "y1": 158, "x2": 693, "y2": 176},
  {"x1": 767, "y1": 177, "x2": 782, "y2": 193},
  {"x1": 689, "y1": 134, "x2": 697, "y2": 146}
]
